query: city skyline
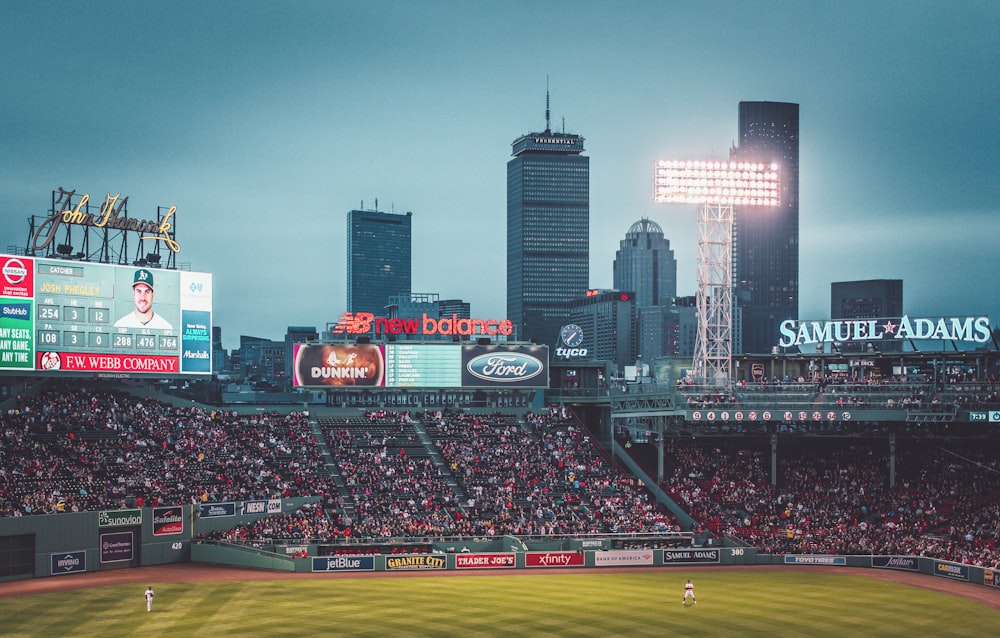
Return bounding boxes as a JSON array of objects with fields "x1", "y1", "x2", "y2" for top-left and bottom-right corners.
[{"x1": 2, "y1": 2, "x2": 997, "y2": 351}]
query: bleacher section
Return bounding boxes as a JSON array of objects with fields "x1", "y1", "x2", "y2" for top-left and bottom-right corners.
[{"x1": 2, "y1": 382, "x2": 999, "y2": 568}]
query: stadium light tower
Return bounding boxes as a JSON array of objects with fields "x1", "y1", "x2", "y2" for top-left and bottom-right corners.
[{"x1": 653, "y1": 159, "x2": 780, "y2": 386}]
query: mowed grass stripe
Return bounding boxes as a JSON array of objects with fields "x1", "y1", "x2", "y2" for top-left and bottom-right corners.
[{"x1": 0, "y1": 570, "x2": 997, "y2": 637}]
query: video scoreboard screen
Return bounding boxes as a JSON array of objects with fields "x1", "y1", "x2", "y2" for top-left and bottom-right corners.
[
  {"x1": 385, "y1": 344, "x2": 462, "y2": 387},
  {"x1": 293, "y1": 343, "x2": 548, "y2": 389},
  {"x1": 0, "y1": 254, "x2": 212, "y2": 376}
]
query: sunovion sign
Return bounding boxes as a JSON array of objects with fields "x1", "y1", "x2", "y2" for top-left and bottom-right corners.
[{"x1": 778, "y1": 315, "x2": 992, "y2": 348}]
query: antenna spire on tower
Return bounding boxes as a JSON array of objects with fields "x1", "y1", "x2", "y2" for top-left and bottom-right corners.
[{"x1": 545, "y1": 75, "x2": 551, "y2": 133}]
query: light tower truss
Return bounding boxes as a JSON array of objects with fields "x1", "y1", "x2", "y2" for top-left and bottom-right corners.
[
  {"x1": 653, "y1": 160, "x2": 780, "y2": 386},
  {"x1": 694, "y1": 202, "x2": 733, "y2": 385}
]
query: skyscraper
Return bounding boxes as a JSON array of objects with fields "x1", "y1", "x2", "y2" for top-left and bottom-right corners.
[
  {"x1": 732, "y1": 101, "x2": 799, "y2": 353},
  {"x1": 346, "y1": 209, "x2": 412, "y2": 316},
  {"x1": 831, "y1": 279, "x2": 903, "y2": 353},
  {"x1": 507, "y1": 94, "x2": 589, "y2": 344},
  {"x1": 613, "y1": 218, "x2": 677, "y2": 308}
]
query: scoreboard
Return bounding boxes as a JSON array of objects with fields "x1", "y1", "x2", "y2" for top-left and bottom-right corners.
[
  {"x1": 0, "y1": 254, "x2": 212, "y2": 376},
  {"x1": 293, "y1": 343, "x2": 548, "y2": 389},
  {"x1": 385, "y1": 344, "x2": 462, "y2": 387}
]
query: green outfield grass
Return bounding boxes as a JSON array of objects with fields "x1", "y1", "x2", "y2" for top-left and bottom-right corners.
[{"x1": 1, "y1": 570, "x2": 997, "y2": 637}]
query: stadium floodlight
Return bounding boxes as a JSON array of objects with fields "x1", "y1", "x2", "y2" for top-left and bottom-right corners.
[
  {"x1": 653, "y1": 158, "x2": 781, "y2": 387},
  {"x1": 653, "y1": 160, "x2": 780, "y2": 206}
]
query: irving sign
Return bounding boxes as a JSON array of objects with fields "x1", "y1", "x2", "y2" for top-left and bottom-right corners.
[{"x1": 778, "y1": 315, "x2": 992, "y2": 348}]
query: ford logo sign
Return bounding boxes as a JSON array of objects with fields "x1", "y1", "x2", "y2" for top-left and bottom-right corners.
[{"x1": 467, "y1": 353, "x2": 543, "y2": 383}]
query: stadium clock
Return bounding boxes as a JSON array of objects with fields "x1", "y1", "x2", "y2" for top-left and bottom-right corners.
[{"x1": 560, "y1": 324, "x2": 584, "y2": 347}]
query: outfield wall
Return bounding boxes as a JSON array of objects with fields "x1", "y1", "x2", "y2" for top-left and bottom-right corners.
[
  {"x1": 4, "y1": 511, "x2": 999, "y2": 595},
  {"x1": 0, "y1": 498, "x2": 317, "y2": 582},
  {"x1": 299, "y1": 547, "x2": 1000, "y2": 593},
  {"x1": 0, "y1": 507, "x2": 191, "y2": 581}
]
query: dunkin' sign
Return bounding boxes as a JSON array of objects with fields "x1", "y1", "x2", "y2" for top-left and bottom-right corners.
[{"x1": 293, "y1": 344, "x2": 384, "y2": 387}]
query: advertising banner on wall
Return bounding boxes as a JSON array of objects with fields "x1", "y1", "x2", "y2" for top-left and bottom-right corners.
[
  {"x1": 385, "y1": 554, "x2": 447, "y2": 570},
  {"x1": 50, "y1": 551, "x2": 87, "y2": 575},
  {"x1": 525, "y1": 552, "x2": 585, "y2": 568},
  {"x1": 661, "y1": 549, "x2": 720, "y2": 564},
  {"x1": 594, "y1": 550, "x2": 655, "y2": 566},
  {"x1": 100, "y1": 531, "x2": 134, "y2": 563},
  {"x1": 312, "y1": 556, "x2": 376, "y2": 572},
  {"x1": 933, "y1": 561, "x2": 969, "y2": 581},
  {"x1": 455, "y1": 553, "x2": 516, "y2": 569},
  {"x1": 199, "y1": 503, "x2": 236, "y2": 518},
  {"x1": 152, "y1": 506, "x2": 184, "y2": 536}
]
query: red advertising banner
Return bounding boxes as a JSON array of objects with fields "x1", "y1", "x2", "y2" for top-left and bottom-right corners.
[
  {"x1": 36, "y1": 351, "x2": 179, "y2": 373},
  {"x1": 455, "y1": 553, "x2": 516, "y2": 569},
  {"x1": 525, "y1": 551, "x2": 585, "y2": 568},
  {"x1": 0, "y1": 255, "x2": 33, "y2": 298}
]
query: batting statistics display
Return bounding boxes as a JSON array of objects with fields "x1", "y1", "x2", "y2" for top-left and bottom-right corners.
[{"x1": 0, "y1": 253, "x2": 212, "y2": 376}]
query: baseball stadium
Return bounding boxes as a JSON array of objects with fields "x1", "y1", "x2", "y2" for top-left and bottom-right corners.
[{"x1": 1, "y1": 190, "x2": 999, "y2": 636}]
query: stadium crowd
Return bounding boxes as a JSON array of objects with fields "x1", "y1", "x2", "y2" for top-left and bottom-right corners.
[
  {"x1": 652, "y1": 438, "x2": 1000, "y2": 568},
  {"x1": 2, "y1": 383, "x2": 999, "y2": 569},
  {"x1": 0, "y1": 386, "x2": 338, "y2": 516}
]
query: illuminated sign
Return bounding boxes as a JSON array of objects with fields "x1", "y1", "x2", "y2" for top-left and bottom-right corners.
[
  {"x1": 293, "y1": 344, "x2": 385, "y2": 387},
  {"x1": 778, "y1": 315, "x2": 992, "y2": 348},
  {"x1": 331, "y1": 312, "x2": 513, "y2": 337},
  {"x1": 386, "y1": 344, "x2": 461, "y2": 387},
  {"x1": 653, "y1": 160, "x2": 780, "y2": 206},
  {"x1": 31, "y1": 188, "x2": 181, "y2": 254},
  {"x1": 0, "y1": 253, "x2": 212, "y2": 376},
  {"x1": 465, "y1": 351, "x2": 544, "y2": 384},
  {"x1": 293, "y1": 344, "x2": 549, "y2": 389}
]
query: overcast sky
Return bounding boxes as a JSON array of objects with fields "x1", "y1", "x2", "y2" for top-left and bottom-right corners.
[{"x1": 3, "y1": 1, "x2": 997, "y2": 350}]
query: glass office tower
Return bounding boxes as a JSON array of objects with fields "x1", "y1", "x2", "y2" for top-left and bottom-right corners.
[
  {"x1": 733, "y1": 101, "x2": 800, "y2": 353},
  {"x1": 346, "y1": 209, "x2": 412, "y2": 316},
  {"x1": 507, "y1": 107, "x2": 589, "y2": 345},
  {"x1": 613, "y1": 218, "x2": 677, "y2": 309}
]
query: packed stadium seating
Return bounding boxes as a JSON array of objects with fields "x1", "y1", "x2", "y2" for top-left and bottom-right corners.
[{"x1": 2, "y1": 382, "x2": 998, "y2": 569}]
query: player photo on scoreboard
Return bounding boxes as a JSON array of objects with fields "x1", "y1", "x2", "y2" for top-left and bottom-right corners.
[{"x1": 114, "y1": 268, "x2": 179, "y2": 332}]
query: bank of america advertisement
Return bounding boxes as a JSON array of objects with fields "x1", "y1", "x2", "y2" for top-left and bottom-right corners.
[
  {"x1": 293, "y1": 343, "x2": 549, "y2": 389},
  {"x1": 0, "y1": 254, "x2": 212, "y2": 376}
]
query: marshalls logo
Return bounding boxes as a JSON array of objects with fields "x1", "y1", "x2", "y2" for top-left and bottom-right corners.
[{"x1": 3, "y1": 258, "x2": 27, "y2": 285}]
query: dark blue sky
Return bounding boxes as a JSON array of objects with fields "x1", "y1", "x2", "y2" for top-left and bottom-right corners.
[{"x1": 3, "y1": 1, "x2": 997, "y2": 349}]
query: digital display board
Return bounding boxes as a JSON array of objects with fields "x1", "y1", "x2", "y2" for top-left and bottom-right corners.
[
  {"x1": 385, "y1": 344, "x2": 462, "y2": 387},
  {"x1": 293, "y1": 343, "x2": 548, "y2": 389},
  {"x1": 0, "y1": 254, "x2": 212, "y2": 376}
]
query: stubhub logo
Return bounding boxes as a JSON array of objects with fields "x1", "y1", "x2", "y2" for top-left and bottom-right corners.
[{"x1": 0, "y1": 303, "x2": 30, "y2": 320}]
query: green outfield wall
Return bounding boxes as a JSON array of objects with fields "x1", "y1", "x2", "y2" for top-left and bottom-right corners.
[{"x1": 4, "y1": 507, "x2": 999, "y2": 597}]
